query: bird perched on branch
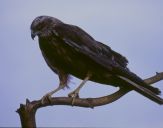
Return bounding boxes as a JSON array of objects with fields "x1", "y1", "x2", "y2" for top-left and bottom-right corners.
[{"x1": 31, "y1": 15, "x2": 163, "y2": 105}]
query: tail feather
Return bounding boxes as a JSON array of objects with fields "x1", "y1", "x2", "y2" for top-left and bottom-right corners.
[
  {"x1": 125, "y1": 72, "x2": 161, "y2": 95},
  {"x1": 118, "y1": 75, "x2": 163, "y2": 105},
  {"x1": 113, "y1": 66, "x2": 161, "y2": 95}
]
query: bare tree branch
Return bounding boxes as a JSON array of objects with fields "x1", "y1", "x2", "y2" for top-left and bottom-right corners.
[
  {"x1": 16, "y1": 72, "x2": 163, "y2": 127},
  {"x1": 144, "y1": 72, "x2": 163, "y2": 84}
]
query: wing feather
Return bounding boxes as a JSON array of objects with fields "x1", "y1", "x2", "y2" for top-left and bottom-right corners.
[{"x1": 54, "y1": 23, "x2": 126, "y2": 71}]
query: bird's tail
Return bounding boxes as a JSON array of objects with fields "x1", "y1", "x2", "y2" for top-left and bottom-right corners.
[{"x1": 114, "y1": 67, "x2": 163, "y2": 105}]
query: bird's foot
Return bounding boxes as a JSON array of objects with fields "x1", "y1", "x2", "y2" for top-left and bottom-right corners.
[
  {"x1": 68, "y1": 91, "x2": 79, "y2": 105},
  {"x1": 41, "y1": 93, "x2": 53, "y2": 104}
]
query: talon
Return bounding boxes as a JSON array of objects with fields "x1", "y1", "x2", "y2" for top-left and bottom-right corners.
[
  {"x1": 68, "y1": 92, "x2": 79, "y2": 105},
  {"x1": 41, "y1": 94, "x2": 52, "y2": 104}
]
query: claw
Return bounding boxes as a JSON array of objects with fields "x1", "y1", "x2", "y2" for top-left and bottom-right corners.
[
  {"x1": 68, "y1": 92, "x2": 79, "y2": 105},
  {"x1": 41, "y1": 94, "x2": 52, "y2": 104}
]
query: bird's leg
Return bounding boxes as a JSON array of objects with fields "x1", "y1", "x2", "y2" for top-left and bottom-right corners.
[
  {"x1": 41, "y1": 84, "x2": 65, "y2": 104},
  {"x1": 41, "y1": 72, "x2": 69, "y2": 104},
  {"x1": 68, "y1": 73, "x2": 91, "y2": 105}
]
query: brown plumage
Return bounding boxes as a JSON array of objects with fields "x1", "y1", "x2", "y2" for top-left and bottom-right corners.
[{"x1": 31, "y1": 15, "x2": 162, "y2": 104}]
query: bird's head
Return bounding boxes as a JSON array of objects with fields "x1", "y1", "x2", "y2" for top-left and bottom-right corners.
[{"x1": 30, "y1": 16, "x2": 62, "y2": 39}]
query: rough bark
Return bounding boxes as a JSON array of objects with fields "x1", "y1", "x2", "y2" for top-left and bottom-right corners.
[{"x1": 16, "y1": 72, "x2": 163, "y2": 127}]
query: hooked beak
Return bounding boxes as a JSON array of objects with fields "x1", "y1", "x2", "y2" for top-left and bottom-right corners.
[{"x1": 31, "y1": 31, "x2": 36, "y2": 40}]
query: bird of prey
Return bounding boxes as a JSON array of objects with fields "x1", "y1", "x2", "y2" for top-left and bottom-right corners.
[{"x1": 31, "y1": 15, "x2": 163, "y2": 105}]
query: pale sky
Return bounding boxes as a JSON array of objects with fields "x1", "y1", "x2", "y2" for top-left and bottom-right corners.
[{"x1": 1, "y1": 0, "x2": 163, "y2": 127}]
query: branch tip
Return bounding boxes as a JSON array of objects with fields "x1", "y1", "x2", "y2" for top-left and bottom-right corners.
[{"x1": 26, "y1": 99, "x2": 30, "y2": 105}]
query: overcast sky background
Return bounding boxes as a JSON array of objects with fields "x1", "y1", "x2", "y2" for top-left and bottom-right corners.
[{"x1": 1, "y1": 0, "x2": 163, "y2": 127}]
